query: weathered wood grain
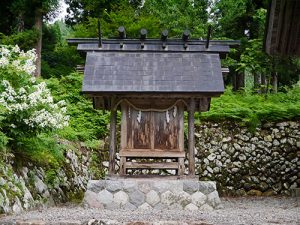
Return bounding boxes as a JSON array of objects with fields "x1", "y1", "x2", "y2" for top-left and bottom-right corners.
[
  {"x1": 108, "y1": 97, "x2": 117, "y2": 175},
  {"x1": 188, "y1": 98, "x2": 195, "y2": 175},
  {"x1": 119, "y1": 149, "x2": 185, "y2": 158},
  {"x1": 125, "y1": 162, "x2": 178, "y2": 169}
]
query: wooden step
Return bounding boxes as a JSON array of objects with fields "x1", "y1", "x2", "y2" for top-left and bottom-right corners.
[
  {"x1": 120, "y1": 149, "x2": 185, "y2": 158},
  {"x1": 124, "y1": 162, "x2": 179, "y2": 169}
]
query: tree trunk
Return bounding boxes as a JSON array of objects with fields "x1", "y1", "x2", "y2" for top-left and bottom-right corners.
[
  {"x1": 271, "y1": 71, "x2": 278, "y2": 93},
  {"x1": 261, "y1": 74, "x2": 267, "y2": 94},
  {"x1": 254, "y1": 73, "x2": 261, "y2": 93},
  {"x1": 236, "y1": 72, "x2": 245, "y2": 91},
  {"x1": 34, "y1": 10, "x2": 43, "y2": 77},
  {"x1": 233, "y1": 71, "x2": 245, "y2": 91},
  {"x1": 17, "y1": 13, "x2": 24, "y2": 32},
  {"x1": 232, "y1": 72, "x2": 237, "y2": 91}
]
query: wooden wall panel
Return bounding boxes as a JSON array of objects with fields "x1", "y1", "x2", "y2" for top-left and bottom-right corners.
[
  {"x1": 153, "y1": 109, "x2": 179, "y2": 150},
  {"x1": 122, "y1": 102, "x2": 184, "y2": 152},
  {"x1": 130, "y1": 109, "x2": 152, "y2": 149}
]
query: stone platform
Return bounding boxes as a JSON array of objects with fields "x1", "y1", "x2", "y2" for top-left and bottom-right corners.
[{"x1": 83, "y1": 178, "x2": 221, "y2": 210}]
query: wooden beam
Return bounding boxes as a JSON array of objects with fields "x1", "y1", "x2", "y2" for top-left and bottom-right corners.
[
  {"x1": 188, "y1": 98, "x2": 195, "y2": 175},
  {"x1": 119, "y1": 150, "x2": 185, "y2": 158},
  {"x1": 125, "y1": 162, "x2": 178, "y2": 169},
  {"x1": 108, "y1": 97, "x2": 117, "y2": 175}
]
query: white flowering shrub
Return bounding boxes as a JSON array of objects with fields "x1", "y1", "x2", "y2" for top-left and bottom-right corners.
[
  {"x1": 0, "y1": 45, "x2": 69, "y2": 136},
  {"x1": 0, "y1": 45, "x2": 36, "y2": 75}
]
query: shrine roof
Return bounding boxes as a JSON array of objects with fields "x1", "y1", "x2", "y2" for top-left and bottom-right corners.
[
  {"x1": 67, "y1": 38, "x2": 239, "y2": 96},
  {"x1": 82, "y1": 51, "x2": 223, "y2": 95}
]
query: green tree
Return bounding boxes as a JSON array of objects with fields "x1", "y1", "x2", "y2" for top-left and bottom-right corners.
[
  {"x1": 65, "y1": 0, "x2": 125, "y2": 26},
  {"x1": 0, "y1": 0, "x2": 60, "y2": 77}
]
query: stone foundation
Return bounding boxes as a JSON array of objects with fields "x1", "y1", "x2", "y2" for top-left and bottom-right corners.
[{"x1": 83, "y1": 179, "x2": 221, "y2": 210}]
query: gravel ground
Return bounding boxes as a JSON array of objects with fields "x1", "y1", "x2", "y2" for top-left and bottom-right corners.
[{"x1": 0, "y1": 197, "x2": 299, "y2": 225}]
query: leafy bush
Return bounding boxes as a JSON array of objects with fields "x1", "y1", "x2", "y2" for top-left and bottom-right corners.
[
  {"x1": 41, "y1": 46, "x2": 82, "y2": 79},
  {"x1": 14, "y1": 134, "x2": 64, "y2": 168},
  {"x1": 0, "y1": 29, "x2": 39, "y2": 51},
  {"x1": 200, "y1": 83, "x2": 300, "y2": 129},
  {"x1": 0, "y1": 45, "x2": 69, "y2": 138},
  {"x1": 0, "y1": 45, "x2": 69, "y2": 163},
  {"x1": 46, "y1": 72, "x2": 109, "y2": 142}
]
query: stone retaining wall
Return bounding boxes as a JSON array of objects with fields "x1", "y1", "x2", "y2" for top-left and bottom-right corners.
[
  {"x1": 0, "y1": 142, "x2": 91, "y2": 214},
  {"x1": 83, "y1": 179, "x2": 221, "y2": 210},
  {"x1": 195, "y1": 121, "x2": 300, "y2": 196}
]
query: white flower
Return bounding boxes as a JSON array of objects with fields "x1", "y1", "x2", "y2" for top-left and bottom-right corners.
[
  {"x1": 0, "y1": 45, "x2": 37, "y2": 75},
  {"x1": 0, "y1": 47, "x2": 10, "y2": 56},
  {"x1": 29, "y1": 77, "x2": 36, "y2": 83},
  {"x1": 0, "y1": 57, "x2": 9, "y2": 67},
  {"x1": 12, "y1": 45, "x2": 20, "y2": 53}
]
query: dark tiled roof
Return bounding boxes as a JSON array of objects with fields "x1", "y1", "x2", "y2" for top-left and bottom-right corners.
[{"x1": 82, "y1": 51, "x2": 224, "y2": 94}]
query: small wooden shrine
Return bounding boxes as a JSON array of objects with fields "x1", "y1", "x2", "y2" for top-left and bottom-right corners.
[{"x1": 68, "y1": 28, "x2": 238, "y2": 177}]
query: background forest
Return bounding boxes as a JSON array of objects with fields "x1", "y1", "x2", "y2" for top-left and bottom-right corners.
[{"x1": 0, "y1": 0, "x2": 299, "y2": 173}]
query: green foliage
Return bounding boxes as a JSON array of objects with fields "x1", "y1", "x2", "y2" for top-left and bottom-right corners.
[
  {"x1": 212, "y1": 0, "x2": 268, "y2": 39},
  {"x1": 200, "y1": 83, "x2": 300, "y2": 130},
  {"x1": 0, "y1": 29, "x2": 39, "y2": 50},
  {"x1": 42, "y1": 23, "x2": 82, "y2": 78},
  {"x1": 71, "y1": 0, "x2": 209, "y2": 38},
  {"x1": 46, "y1": 72, "x2": 109, "y2": 141},
  {"x1": 142, "y1": 0, "x2": 209, "y2": 38},
  {"x1": 14, "y1": 134, "x2": 64, "y2": 168},
  {"x1": 0, "y1": 45, "x2": 69, "y2": 166},
  {"x1": 238, "y1": 39, "x2": 271, "y2": 75},
  {"x1": 41, "y1": 45, "x2": 82, "y2": 78},
  {"x1": 0, "y1": 131, "x2": 9, "y2": 152}
]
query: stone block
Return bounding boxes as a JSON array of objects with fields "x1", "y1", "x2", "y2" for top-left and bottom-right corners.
[
  {"x1": 98, "y1": 189, "x2": 113, "y2": 206},
  {"x1": 123, "y1": 180, "x2": 138, "y2": 192},
  {"x1": 106, "y1": 180, "x2": 122, "y2": 193},
  {"x1": 184, "y1": 203, "x2": 198, "y2": 211},
  {"x1": 105, "y1": 202, "x2": 119, "y2": 210},
  {"x1": 176, "y1": 191, "x2": 191, "y2": 207},
  {"x1": 161, "y1": 190, "x2": 175, "y2": 205},
  {"x1": 146, "y1": 190, "x2": 160, "y2": 206},
  {"x1": 159, "y1": 190, "x2": 192, "y2": 208},
  {"x1": 153, "y1": 203, "x2": 165, "y2": 210},
  {"x1": 138, "y1": 202, "x2": 152, "y2": 210},
  {"x1": 138, "y1": 181, "x2": 153, "y2": 193},
  {"x1": 168, "y1": 203, "x2": 183, "y2": 210},
  {"x1": 113, "y1": 191, "x2": 129, "y2": 206},
  {"x1": 154, "y1": 181, "x2": 183, "y2": 194},
  {"x1": 183, "y1": 181, "x2": 199, "y2": 194},
  {"x1": 191, "y1": 192, "x2": 207, "y2": 207},
  {"x1": 199, "y1": 203, "x2": 214, "y2": 211},
  {"x1": 198, "y1": 181, "x2": 216, "y2": 194},
  {"x1": 83, "y1": 190, "x2": 104, "y2": 209},
  {"x1": 87, "y1": 180, "x2": 106, "y2": 193},
  {"x1": 124, "y1": 202, "x2": 137, "y2": 210},
  {"x1": 207, "y1": 190, "x2": 221, "y2": 207},
  {"x1": 128, "y1": 189, "x2": 145, "y2": 207}
]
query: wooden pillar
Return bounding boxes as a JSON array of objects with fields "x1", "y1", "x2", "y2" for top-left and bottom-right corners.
[
  {"x1": 108, "y1": 97, "x2": 117, "y2": 176},
  {"x1": 178, "y1": 102, "x2": 185, "y2": 176},
  {"x1": 188, "y1": 98, "x2": 195, "y2": 176},
  {"x1": 120, "y1": 102, "x2": 127, "y2": 176}
]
